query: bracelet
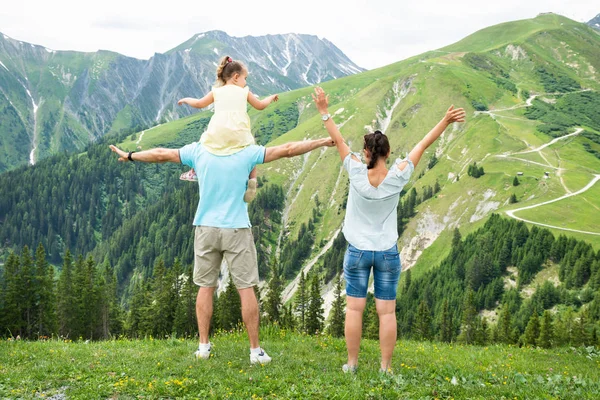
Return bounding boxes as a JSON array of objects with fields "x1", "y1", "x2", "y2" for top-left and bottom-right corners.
[{"x1": 128, "y1": 151, "x2": 135, "y2": 162}]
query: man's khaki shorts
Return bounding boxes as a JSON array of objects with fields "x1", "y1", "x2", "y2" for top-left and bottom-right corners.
[{"x1": 193, "y1": 226, "x2": 259, "y2": 289}]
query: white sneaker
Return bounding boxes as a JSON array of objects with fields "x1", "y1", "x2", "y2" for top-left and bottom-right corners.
[
  {"x1": 194, "y1": 344, "x2": 211, "y2": 360},
  {"x1": 342, "y1": 364, "x2": 357, "y2": 374},
  {"x1": 250, "y1": 348, "x2": 271, "y2": 365}
]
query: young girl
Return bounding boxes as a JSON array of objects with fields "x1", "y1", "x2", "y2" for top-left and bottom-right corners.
[{"x1": 178, "y1": 56, "x2": 279, "y2": 202}]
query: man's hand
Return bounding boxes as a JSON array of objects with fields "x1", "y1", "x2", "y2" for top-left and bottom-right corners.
[
  {"x1": 443, "y1": 105, "x2": 466, "y2": 125},
  {"x1": 110, "y1": 145, "x2": 130, "y2": 162},
  {"x1": 177, "y1": 98, "x2": 186, "y2": 106},
  {"x1": 270, "y1": 94, "x2": 279, "y2": 103},
  {"x1": 311, "y1": 87, "x2": 329, "y2": 114}
]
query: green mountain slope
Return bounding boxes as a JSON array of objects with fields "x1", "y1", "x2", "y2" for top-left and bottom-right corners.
[{"x1": 1, "y1": 13, "x2": 599, "y2": 315}]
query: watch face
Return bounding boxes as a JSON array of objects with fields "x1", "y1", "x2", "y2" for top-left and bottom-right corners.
[{"x1": 322, "y1": 114, "x2": 330, "y2": 121}]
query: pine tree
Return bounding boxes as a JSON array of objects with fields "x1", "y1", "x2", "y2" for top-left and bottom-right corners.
[
  {"x1": 513, "y1": 176, "x2": 520, "y2": 186},
  {"x1": 474, "y1": 317, "x2": 489, "y2": 345},
  {"x1": 264, "y1": 258, "x2": 283, "y2": 324},
  {"x1": 2, "y1": 253, "x2": 22, "y2": 337},
  {"x1": 306, "y1": 273, "x2": 324, "y2": 334},
  {"x1": 509, "y1": 194, "x2": 518, "y2": 204},
  {"x1": 439, "y1": 299, "x2": 453, "y2": 343},
  {"x1": 403, "y1": 269, "x2": 412, "y2": 294},
  {"x1": 78, "y1": 255, "x2": 99, "y2": 339},
  {"x1": 296, "y1": 271, "x2": 308, "y2": 332},
  {"x1": 538, "y1": 310, "x2": 553, "y2": 348},
  {"x1": 127, "y1": 276, "x2": 152, "y2": 337},
  {"x1": 364, "y1": 299, "x2": 379, "y2": 340},
  {"x1": 150, "y1": 259, "x2": 177, "y2": 337},
  {"x1": 523, "y1": 312, "x2": 540, "y2": 346},
  {"x1": 573, "y1": 313, "x2": 590, "y2": 346},
  {"x1": 554, "y1": 308, "x2": 574, "y2": 346},
  {"x1": 57, "y1": 250, "x2": 76, "y2": 338},
  {"x1": 451, "y1": 228, "x2": 462, "y2": 248},
  {"x1": 428, "y1": 154, "x2": 438, "y2": 170},
  {"x1": 497, "y1": 307, "x2": 513, "y2": 344},
  {"x1": 98, "y1": 260, "x2": 122, "y2": 339},
  {"x1": 434, "y1": 180, "x2": 441, "y2": 194},
  {"x1": 19, "y1": 246, "x2": 37, "y2": 338},
  {"x1": 414, "y1": 300, "x2": 432, "y2": 340},
  {"x1": 279, "y1": 304, "x2": 296, "y2": 331},
  {"x1": 328, "y1": 274, "x2": 345, "y2": 338},
  {"x1": 174, "y1": 265, "x2": 198, "y2": 337},
  {"x1": 458, "y1": 288, "x2": 477, "y2": 344},
  {"x1": 35, "y1": 244, "x2": 57, "y2": 338},
  {"x1": 218, "y1": 279, "x2": 242, "y2": 331}
]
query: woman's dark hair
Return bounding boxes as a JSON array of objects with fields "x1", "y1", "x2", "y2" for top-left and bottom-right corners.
[
  {"x1": 215, "y1": 56, "x2": 247, "y2": 86},
  {"x1": 363, "y1": 130, "x2": 390, "y2": 169}
]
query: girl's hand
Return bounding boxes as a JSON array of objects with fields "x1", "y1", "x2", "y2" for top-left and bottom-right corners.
[
  {"x1": 177, "y1": 98, "x2": 186, "y2": 106},
  {"x1": 311, "y1": 87, "x2": 329, "y2": 114},
  {"x1": 444, "y1": 105, "x2": 466, "y2": 125},
  {"x1": 271, "y1": 94, "x2": 279, "y2": 102}
]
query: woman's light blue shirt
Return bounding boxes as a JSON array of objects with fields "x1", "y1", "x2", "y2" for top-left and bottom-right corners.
[{"x1": 342, "y1": 152, "x2": 414, "y2": 251}]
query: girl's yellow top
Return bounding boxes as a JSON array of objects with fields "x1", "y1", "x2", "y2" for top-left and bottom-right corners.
[{"x1": 200, "y1": 85, "x2": 255, "y2": 155}]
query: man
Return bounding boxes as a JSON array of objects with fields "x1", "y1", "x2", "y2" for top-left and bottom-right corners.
[{"x1": 110, "y1": 136, "x2": 333, "y2": 364}]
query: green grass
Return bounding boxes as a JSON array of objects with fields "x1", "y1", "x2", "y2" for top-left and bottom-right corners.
[
  {"x1": 1, "y1": 330, "x2": 600, "y2": 399},
  {"x1": 442, "y1": 14, "x2": 579, "y2": 53}
]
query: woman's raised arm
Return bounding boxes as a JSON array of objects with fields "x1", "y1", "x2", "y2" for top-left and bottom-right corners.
[
  {"x1": 312, "y1": 87, "x2": 359, "y2": 163},
  {"x1": 399, "y1": 106, "x2": 465, "y2": 171}
]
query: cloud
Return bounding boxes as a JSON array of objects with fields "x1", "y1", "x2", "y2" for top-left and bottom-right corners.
[
  {"x1": 0, "y1": 0, "x2": 596, "y2": 69},
  {"x1": 92, "y1": 18, "x2": 153, "y2": 31}
]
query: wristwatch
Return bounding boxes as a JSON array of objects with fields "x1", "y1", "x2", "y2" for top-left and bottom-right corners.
[{"x1": 321, "y1": 113, "x2": 331, "y2": 121}]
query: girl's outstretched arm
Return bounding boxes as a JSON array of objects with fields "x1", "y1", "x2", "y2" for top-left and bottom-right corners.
[
  {"x1": 312, "y1": 87, "x2": 359, "y2": 163},
  {"x1": 248, "y1": 92, "x2": 278, "y2": 110},
  {"x1": 178, "y1": 92, "x2": 214, "y2": 109},
  {"x1": 399, "y1": 106, "x2": 465, "y2": 171}
]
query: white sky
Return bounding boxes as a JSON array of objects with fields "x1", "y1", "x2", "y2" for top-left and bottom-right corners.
[{"x1": 0, "y1": 1, "x2": 597, "y2": 69}]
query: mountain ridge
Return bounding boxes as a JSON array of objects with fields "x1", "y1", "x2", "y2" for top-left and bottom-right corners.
[
  {"x1": 0, "y1": 30, "x2": 363, "y2": 171},
  {"x1": 588, "y1": 13, "x2": 600, "y2": 30}
]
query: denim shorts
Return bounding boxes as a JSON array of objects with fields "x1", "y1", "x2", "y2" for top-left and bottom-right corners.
[{"x1": 343, "y1": 243, "x2": 401, "y2": 300}]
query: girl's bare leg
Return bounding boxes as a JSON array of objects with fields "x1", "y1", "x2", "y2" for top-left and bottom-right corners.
[{"x1": 244, "y1": 167, "x2": 258, "y2": 202}]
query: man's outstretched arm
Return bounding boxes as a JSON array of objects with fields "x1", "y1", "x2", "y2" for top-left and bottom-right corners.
[
  {"x1": 264, "y1": 138, "x2": 334, "y2": 163},
  {"x1": 109, "y1": 145, "x2": 181, "y2": 163}
]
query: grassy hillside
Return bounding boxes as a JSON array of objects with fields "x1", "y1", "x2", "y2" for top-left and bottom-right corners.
[{"x1": 1, "y1": 330, "x2": 599, "y2": 399}]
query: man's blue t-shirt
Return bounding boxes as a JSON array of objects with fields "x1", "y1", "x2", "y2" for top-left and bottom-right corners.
[{"x1": 179, "y1": 143, "x2": 265, "y2": 228}]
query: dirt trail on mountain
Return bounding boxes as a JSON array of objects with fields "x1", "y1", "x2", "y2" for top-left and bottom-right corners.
[{"x1": 505, "y1": 175, "x2": 600, "y2": 235}]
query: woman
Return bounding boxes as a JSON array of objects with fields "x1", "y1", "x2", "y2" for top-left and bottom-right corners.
[{"x1": 312, "y1": 87, "x2": 465, "y2": 373}]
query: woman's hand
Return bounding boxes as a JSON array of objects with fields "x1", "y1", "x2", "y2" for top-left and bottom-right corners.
[
  {"x1": 271, "y1": 94, "x2": 279, "y2": 103},
  {"x1": 443, "y1": 105, "x2": 466, "y2": 125},
  {"x1": 177, "y1": 98, "x2": 187, "y2": 106},
  {"x1": 312, "y1": 87, "x2": 329, "y2": 114}
]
